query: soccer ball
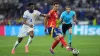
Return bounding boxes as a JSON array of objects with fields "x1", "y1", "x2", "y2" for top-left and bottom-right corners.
[{"x1": 72, "y1": 48, "x2": 79, "y2": 56}]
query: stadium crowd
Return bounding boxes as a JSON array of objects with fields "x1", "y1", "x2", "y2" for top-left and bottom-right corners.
[{"x1": 0, "y1": 0, "x2": 100, "y2": 25}]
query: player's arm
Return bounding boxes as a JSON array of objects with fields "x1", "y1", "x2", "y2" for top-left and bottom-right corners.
[
  {"x1": 23, "y1": 18, "x2": 33, "y2": 28},
  {"x1": 43, "y1": 10, "x2": 53, "y2": 31},
  {"x1": 40, "y1": 14, "x2": 48, "y2": 17},
  {"x1": 73, "y1": 14, "x2": 77, "y2": 22},
  {"x1": 23, "y1": 12, "x2": 33, "y2": 27},
  {"x1": 43, "y1": 10, "x2": 53, "y2": 28},
  {"x1": 36, "y1": 10, "x2": 48, "y2": 17},
  {"x1": 59, "y1": 18, "x2": 62, "y2": 23},
  {"x1": 44, "y1": 16, "x2": 48, "y2": 33},
  {"x1": 73, "y1": 12, "x2": 77, "y2": 24},
  {"x1": 59, "y1": 12, "x2": 64, "y2": 24},
  {"x1": 44, "y1": 17, "x2": 48, "y2": 28}
]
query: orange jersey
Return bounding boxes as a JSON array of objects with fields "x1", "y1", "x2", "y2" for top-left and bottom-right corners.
[{"x1": 47, "y1": 10, "x2": 58, "y2": 28}]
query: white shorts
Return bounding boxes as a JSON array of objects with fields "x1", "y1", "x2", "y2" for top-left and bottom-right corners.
[{"x1": 18, "y1": 24, "x2": 34, "y2": 38}]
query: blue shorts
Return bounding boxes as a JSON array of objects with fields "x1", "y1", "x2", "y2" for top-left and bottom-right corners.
[{"x1": 47, "y1": 27, "x2": 62, "y2": 38}]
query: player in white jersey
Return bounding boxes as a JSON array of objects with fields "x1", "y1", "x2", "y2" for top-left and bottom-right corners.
[{"x1": 11, "y1": 3, "x2": 47, "y2": 54}]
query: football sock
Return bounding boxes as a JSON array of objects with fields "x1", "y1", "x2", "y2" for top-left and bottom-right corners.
[
  {"x1": 26, "y1": 36, "x2": 32, "y2": 46},
  {"x1": 52, "y1": 40, "x2": 60, "y2": 49},
  {"x1": 68, "y1": 33, "x2": 72, "y2": 44},
  {"x1": 60, "y1": 37, "x2": 67, "y2": 47},
  {"x1": 13, "y1": 41, "x2": 19, "y2": 49}
]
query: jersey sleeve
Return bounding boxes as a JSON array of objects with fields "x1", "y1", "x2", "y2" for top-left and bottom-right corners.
[
  {"x1": 23, "y1": 11, "x2": 28, "y2": 19},
  {"x1": 73, "y1": 11, "x2": 76, "y2": 16},
  {"x1": 36, "y1": 10, "x2": 41, "y2": 16},
  {"x1": 60, "y1": 12, "x2": 64, "y2": 19}
]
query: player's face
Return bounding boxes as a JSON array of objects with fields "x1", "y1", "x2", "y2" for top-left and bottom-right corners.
[
  {"x1": 54, "y1": 4, "x2": 59, "y2": 10},
  {"x1": 66, "y1": 7, "x2": 71, "y2": 13},
  {"x1": 29, "y1": 5, "x2": 35, "y2": 10}
]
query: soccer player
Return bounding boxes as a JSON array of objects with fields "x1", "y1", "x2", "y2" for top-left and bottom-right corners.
[
  {"x1": 11, "y1": 3, "x2": 47, "y2": 54},
  {"x1": 60, "y1": 6, "x2": 76, "y2": 47},
  {"x1": 44, "y1": 2, "x2": 73, "y2": 54}
]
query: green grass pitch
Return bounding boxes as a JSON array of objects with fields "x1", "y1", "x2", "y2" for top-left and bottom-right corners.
[{"x1": 0, "y1": 35, "x2": 100, "y2": 56}]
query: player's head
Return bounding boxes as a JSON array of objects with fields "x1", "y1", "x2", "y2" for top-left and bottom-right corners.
[
  {"x1": 53, "y1": 2, "x2": 59, "y2": 11},
  {"x1": 27, "y1": 3, "x2": 35, "y2": 10},
  {"x1": 66, "y1": 6, "x2": 71, "y2": 13}
]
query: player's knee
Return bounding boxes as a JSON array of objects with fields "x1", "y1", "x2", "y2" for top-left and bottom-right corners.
[
  {"x1": 30, "y1": 33, "x2": 34, "y2": 38},
  {"x1": 18, "y1": 40, "x2": 21, "y2": 43},
  {"x1": 69, "y1": 31, "x2": 72, "y2": 34},
  {"x1": 30, "y1": 35, "x2": 34, "y2": 38},
  {"x1": 69, "y1": 30, "x2": 72, "y2": 34},
  {"x1": 29, "y1": 31, "x2": 34, "y2": 37},
  {"x1": 18, "y1": 38, "x2": 23, "y2": 43},
  {"x1": 55, "y1": 36, "x2": 60, "y2": 41}
]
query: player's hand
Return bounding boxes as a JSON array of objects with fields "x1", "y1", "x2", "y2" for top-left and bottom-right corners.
[
  {"x1": 43, "y1": 14, "x2": 48, "y2": 17},
  {"x1": 62, "y1": 22, "x2": 66, "y2": 24},
  {"x1": 44, "y1": 28, "x2": 47, "y2": 32},
  {"x1": 72, "y1": 21, "x2": 76, "y2": 25},
  {"x1": 44, "y1": 28, "x2": 49, "y2": 34}
]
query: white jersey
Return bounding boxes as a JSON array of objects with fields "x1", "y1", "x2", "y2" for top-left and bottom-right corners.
[
  {"x1": 23, "y1": 10, "x2": 41, "y2": 26},
  {"x1": 18, "y1": 10, "x2": 41, "y2": 37}
]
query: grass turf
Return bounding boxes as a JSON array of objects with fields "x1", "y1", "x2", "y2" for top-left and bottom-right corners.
[{"x1": 0, "y1": 35, "x2": 100, "y2": 56}]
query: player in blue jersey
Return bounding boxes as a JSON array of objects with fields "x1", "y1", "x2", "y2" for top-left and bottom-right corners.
[{"x1": 60, "y1": 6, "x2": 77, "y2": 47}]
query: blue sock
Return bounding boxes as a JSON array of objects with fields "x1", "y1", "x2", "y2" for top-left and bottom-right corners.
[{"x1": 68, "y1": 33, "x2": 72, "y2": 44}]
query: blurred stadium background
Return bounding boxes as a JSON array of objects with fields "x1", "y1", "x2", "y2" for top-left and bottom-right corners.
[{"x1": 0, "y1": 0, "x2": 100, "y2": 56}]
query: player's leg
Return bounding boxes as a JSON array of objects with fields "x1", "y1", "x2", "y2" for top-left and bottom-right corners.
[
  {"x1": 51, "y1": 38, "x2": 60, "y2": 49},
  {"x1": 50, "y1": 33, "x2": 73, "y2": 54},
  {"x1": 11, "y1": 24, "x2": 28, "y2": 54},
  {"x1": 58, "y1": 33, "x2": 73, "y2": 51},
  {"x1": 50, "y1": 28, "x2": 66, "y2": 54},
  {"x1": 61, "y1": 24, "x2": 68, "y2": 47},
  {"x1": 25, "y1": 28, "x2": 34, "y2": 53},
  {"x1": 50, "y1": 35, "x2": 60, "y2": 54},
  {"x1": 11, "y1": 38, "x2": 23, "y2": 54},
  {"x1": 68, "y1": 24, "x2": 72, "y2": 47},
  {"x1": 68, "y1": 27, "x2": 72, "y2": 47},
  {"x1": 47, "y1": 27, "x2": 59, "y2": 54},
  {"x1": 50, "y1": 28, "x2": 73, "y2": 54},
  {"x1": 62, "y1": 24, "x2": 67, "y2": 37},
  {"x1": 26, "y1": 31, "x2": 34, "y2": 46}
]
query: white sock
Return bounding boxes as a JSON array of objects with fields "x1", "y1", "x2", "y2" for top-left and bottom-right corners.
[
  {"x1": 13, "y1": 41, "x2": 19, "y2": 49},
  {"x1": 66, "y1": 46, "x2": 69, "y2": 49},
  {"x1": 26, "y1": 36, "x2": 32, "y2": 46}
]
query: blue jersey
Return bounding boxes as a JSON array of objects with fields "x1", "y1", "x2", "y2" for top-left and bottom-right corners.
[{"x1": 60, "y1": 11, "x2": 76, "y2": 24}]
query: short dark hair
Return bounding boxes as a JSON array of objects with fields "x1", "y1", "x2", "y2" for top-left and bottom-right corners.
[
  {"x1": 66, "y1": 6, "x2": 71, "y2": 8},
  {"x1": 27, "y1": 3, "x2": 35, "y2": 7},
  {"x1": 53, "y1": 2, "x2": 59, "y2": 5}
]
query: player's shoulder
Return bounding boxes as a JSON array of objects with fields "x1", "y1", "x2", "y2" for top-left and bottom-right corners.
[
  {"x1": 48, "y1": 10, "x2": 54, "y2": 13},
  {"x1": 34, "y1": 10, "x2": 39, "y2": 12},
  {"x1": 61, "y1": 11, "x2": 66, "y2": 14},
  {"x1": 34, "y1": 10, "x2": 41, "y2": 13},
  {"x1": 24, "y1": 10, "x2": 29, "y2": 14},
  {"x1": 50, "y1": 10, "x2": 54, "y2": 12},
  {"x1": 70, "y1": 10, "x2": 75, "y2": 14}
]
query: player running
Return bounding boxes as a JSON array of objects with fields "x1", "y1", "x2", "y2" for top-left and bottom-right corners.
[
  {"x1": 60, "y1": 6, "x2": 76, "y2": 48},
  {"x1": 11, "y1": 3, "x2": 47, "y2": 54},
  {"x1": 44, "y1": 2, "x2": 73, "y2": 54}
]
